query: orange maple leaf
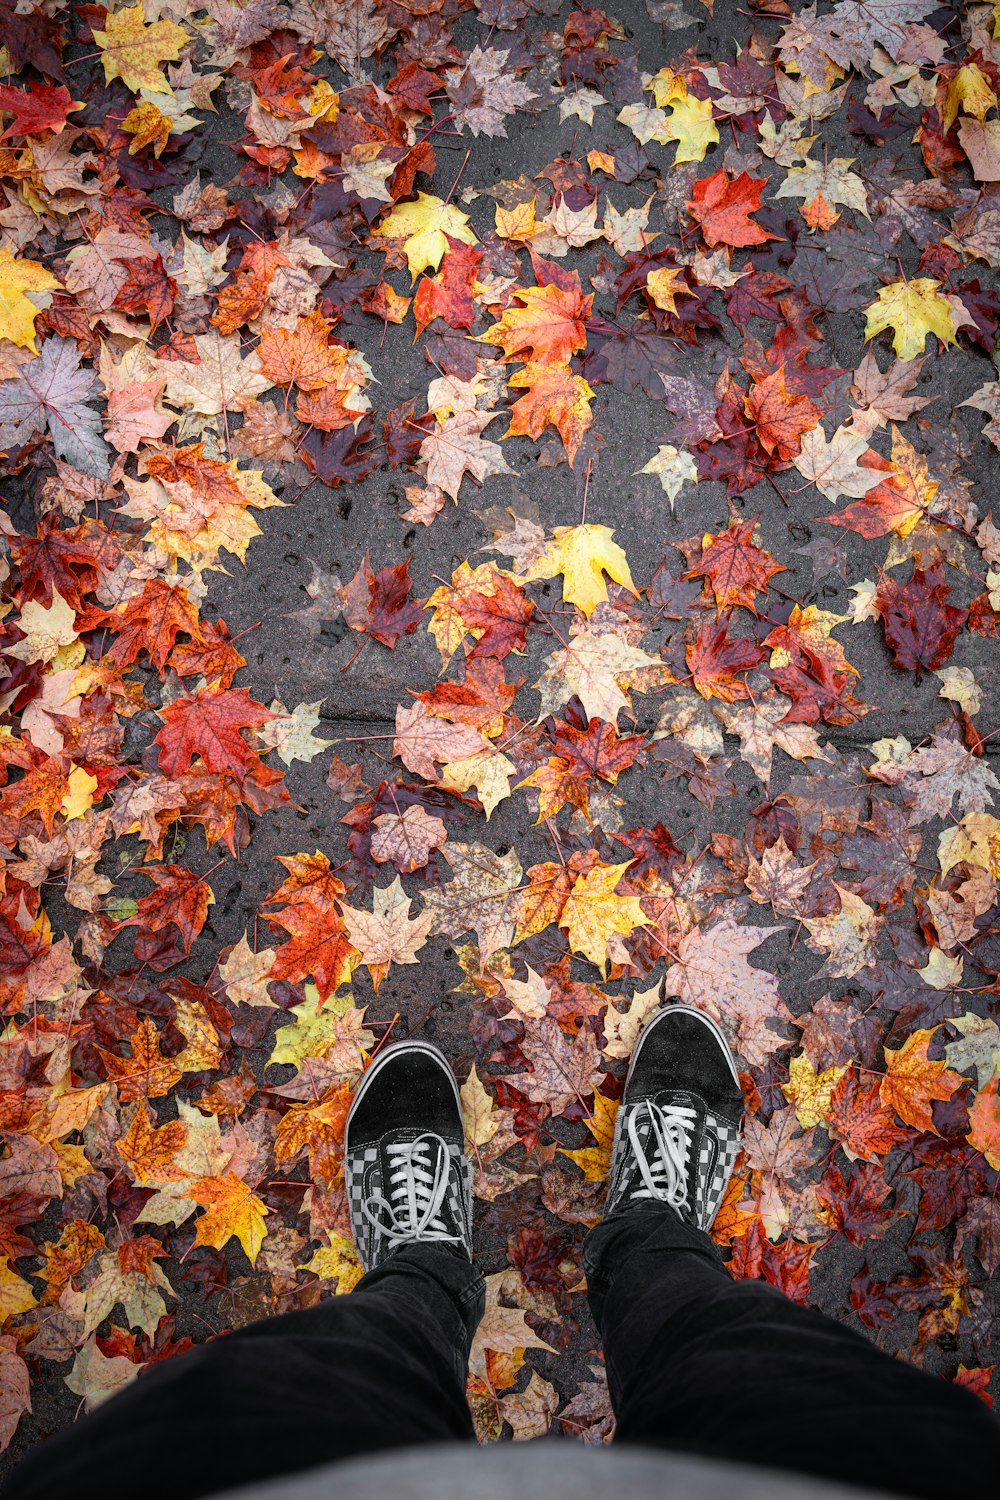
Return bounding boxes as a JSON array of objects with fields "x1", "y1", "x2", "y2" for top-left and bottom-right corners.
[
  {"x1": 274, "y1": 1084, "x2": 352, "y2": 1187},
  {"x1": 258, "y1": 309, "x2": 353, "y2": 391},
  {"x1": 117, "y1": 1101, "x2": 188, "y2": 1184},
  {"x1": 685, "y1": 517, "x2": 787, "y2": 614},
  {"x1": 478, "y1": 281, "x2": 592, "y2": 365},
  {"x1": 505, "y1": 362, "x2": 595, "y2": 464},
  {"x1": 744, "y1": 367, "x2": 821, "y2": 460},
  {"x1": 90, "y1": 578, "x2": 201, "y2": 671},
  {"x1": 212, "y1": 242, "x2": 290, "y2": 335},
  {"x1": 827, "y1": 1069, "x2": 907, "y2": 1163},
  {"x1": 96, "y1": 1018, "x2": 184, "y2": 1103},
  {"x1": 880, "y1": 1030, "x2": 963, "y2": 1136},
  {"x1": 511, "y1": 860, "x2": 573, "y2": 944},
  {"x1": 967, "y1": 1084, "x2": 1000, "y2": 1169},
  {"x1": 185, "y1": 1171, "x2": 269, "y2": 1264},
  {"x1": 0, "y1": 752, "x2": 70, "y2": 836},
  {"x1": 265, "y1": 852, "x2": 359, "y2": 1002}
]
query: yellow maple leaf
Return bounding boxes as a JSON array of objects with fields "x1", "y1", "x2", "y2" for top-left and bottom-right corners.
[
  {"x1": 802, "y1": 885, "x2": 881, "y2": 980},
  {"x1": 0, "y1": 1262, "x2": 37, "y2": 1320},
  {"x1": 122, "y1": 99, "x2": 172, "y2": 157},
  {"x1": 943, "y1": 62, "x2": 997, "y2": 133},
  {"x1": 29, "y1": 1083, "x2": 109, "y2": 1144},
  {"x1": 185, "y1": 1171, "x2": 270, "y2": 1264},
  {"x1": 649, "y1": 67, "x2": 686, "y2": 108},
  {"x1": 781, "y1": 1052, "x2": 847, "y2": 1129},
  {"x1": 373, "y1": 192, "x2": 477, "y2": 279},
  {"x1": 94, "y1": 6, "x2": 188, "y2": 95},
  {"x1": 863, "y1": 279, "x2": 961, "y2": 362},
  {"x1": 528, "y1": 523, "x2": 636, "y2": 615},
  {"x1": 535, "y1": 625, "x2": 662, "y2": 724},
  {"x1": 60, "y1": 766, "x2": 98, "y2": 822},
  {"x1": 8, "y1": 589, "x2": 78, "y2": 665},
  {"x1": 298, "y1": 1234, "x2": 362, "y2": 1293},
  {"x1": 495, "y1": 198, "x2": 540, "y2": 243},
  {"x1": 0, "y1": 244, "x2": 61, "y2": 351},
  {"x1": 645, "y1": 266, "x2": 692, "y2": 313},
  {"x1": 661, "y1": 93, "x2": 719, "y2": 163},
  {"x1": 558, "y1": 1091, "x2": 618, "y2": 1180},
  {"x1": 559, "y1": 860, "x2": 648, "y2": 973},
  {"x1": 461, "y1": 1063, "x2": 500, "y2": 1148},
  {"x1": 439, "y1": 746, "x2": 516, "y2": 819},
  {"x1": 938, "y1": 812, "x2": 1000, "y2": 878}
]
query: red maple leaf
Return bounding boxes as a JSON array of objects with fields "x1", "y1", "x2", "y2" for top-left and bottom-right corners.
[
  {"x1": 10, "y1": 514, "x2": 103, "y2": 607},
  {"x1": 551, "y1": 714, "x2": 644, "y2": 783},
  {"x1": 154, "y1": 687, "x2": 276, "y2": 779},
  {"x1": 828, "y1": 1068, "x2": 907, "y2": 1163},
  {"x1": 414, "y1": 658, "x2": 517, "y2": 733},
  {"x1": 168, "y1": 619, "x2": 246, "y2": 690},
  {"x1": 770, "y1": 647, "x2": 871, "y2": 728},
  {"x1": 341, "y1": 552, "x2": 425, "y2": 648},
  {"x1": 687, "y1": 170, "x2": 778, "y2": 248},
  {"x1": 267, "y1": 851, "x2": 348, "y2": 913},
  {"x1": 875, "y1": 567, "x2": 969, "y2": 676},
  {"x1": 0, "y1": 82, "x2": 79, "y2": 138},
  {"x1": 130, "y1": 863, "x2": 214, "y2": 955},
  {"x1": 694, "y1": 367, "x2": 769, "y2": 494},
  {"x1": 265, "y1": 854, "x2": 355, "y2": 1002},
  {"x1": 0, "y1": 882, "x2": 50, "y2": 974},
  {"x1": 817, "y1": 1162, "x2": 896, "y2": 1246},
  {"x1": 300, "y1": 417, "x2": 379, "y2": 487},
  {"x1": 729, "y1": 1219, "x2": 816, "y2": 1303},
  {"x1": 413, "y1": 235, "x2": 482, "y2": 336},
  {"x1": 463, "y1": 575, "x2": 534, "y2": 658},
  {"x1": 686, "y1": 618, "x2": 764, "y2": 701},
  {"x1": 114, "y1": 254, "x2": 177, "y2": 331},
  {"x1": 850, "y1": 1266, "x2": 895, "y2": 1330}
]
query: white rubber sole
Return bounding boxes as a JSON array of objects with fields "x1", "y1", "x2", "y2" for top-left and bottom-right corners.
[
  {"x1": 626, "y1": 1001, "x2": 742, "y2": 1091},
  {"x1": 345, "y1": 1038, "x2": 462, "y2": 1135}
]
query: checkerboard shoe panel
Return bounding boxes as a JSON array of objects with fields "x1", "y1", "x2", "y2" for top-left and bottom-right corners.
[
  {"x1": 602, "y1": 1097, "x2": 742, "y2": 1232},
  {"x1": 346, "y1": 1142, "x2": 382, "y2": 1268},
  {"x1": 692, "y1": 1108, "x2": 741, "y2": 1231},
  {"x1": 346, "y1": 1136, "x2": 473, "y2": 1271}
]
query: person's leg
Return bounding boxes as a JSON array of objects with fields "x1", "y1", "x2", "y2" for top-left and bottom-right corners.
[
  {"x1": 587, "y1": 1207, "x2": 1000, "y2": 1499},
  {"x1": 584, "y1": 1004, "x2": 1000, "y2": 1500},
  {"x1": 6, "y1": 1041, "x2": 485, "y2": 1500}
]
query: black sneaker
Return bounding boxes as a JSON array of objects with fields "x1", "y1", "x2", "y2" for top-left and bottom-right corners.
[
  {"x1": 344, "y1": 1040, "x2": 474, "y2": 1271},
  {"x1": 603, "y1": 1004, "x2": 744, "y2": 1232}
]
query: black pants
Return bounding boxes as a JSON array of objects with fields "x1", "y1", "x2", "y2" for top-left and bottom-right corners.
[{"x1": 8, "y1": 1208, "x2": 1000, "y2": 1500}]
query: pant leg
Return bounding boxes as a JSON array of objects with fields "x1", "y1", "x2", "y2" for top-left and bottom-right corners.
[
  {"x1": 584, "y1": 1207, "x2": 1000, "y2": 1500},
  {"x1": 6, "y1": 1244, "x2": 485, "y2": 1500}
]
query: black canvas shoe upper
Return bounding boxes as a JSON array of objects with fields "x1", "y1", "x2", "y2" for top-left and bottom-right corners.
[
  {"x1": 344, "y1": 1041, "x2": 474, "y2": 1271},
  {"x1": 604, "y1": 1003, "x2": 745, "y2": 1233}
]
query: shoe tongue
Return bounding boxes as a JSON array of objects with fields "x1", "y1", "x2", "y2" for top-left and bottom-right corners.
[{"x1": 652, "y1": 1087, "x2": 697, "y2": 1112}]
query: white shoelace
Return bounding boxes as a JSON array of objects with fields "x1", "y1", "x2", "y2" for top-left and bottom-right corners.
[
  {"x1": 627, "y1": 1100, "x2": 697, "y2": 1210},
  {"x1": 361, "y1": 1133, "x2": 461, "y2": 1252}
]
